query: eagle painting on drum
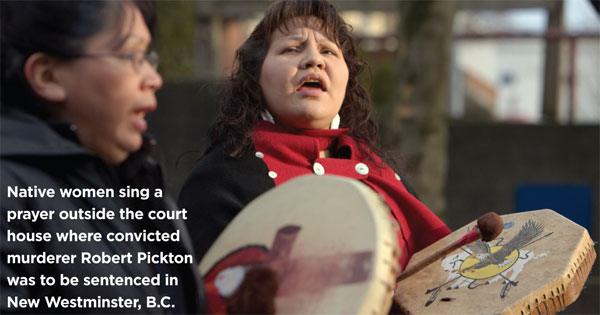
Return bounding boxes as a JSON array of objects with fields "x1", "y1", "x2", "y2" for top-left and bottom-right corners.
[{"x1": 426, "y1": 220, "x2": 553, "y2": 307}]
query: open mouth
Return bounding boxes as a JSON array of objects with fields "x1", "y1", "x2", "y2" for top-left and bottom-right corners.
[
  {"x1": 301, "y1": 79, "x2": 324, "y2": 90},
  {"x1": 296, "y1": 74, "x2": 327, "y2": 92}
]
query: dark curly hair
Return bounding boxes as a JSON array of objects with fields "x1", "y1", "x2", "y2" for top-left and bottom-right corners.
[{"x1": 208, "y1": 0, "x2": 382, "y2": 160}]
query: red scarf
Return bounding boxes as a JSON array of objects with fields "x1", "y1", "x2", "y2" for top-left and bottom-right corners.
[{"x1": 252, "y1": 121, "x2": 450, "y2": 269}]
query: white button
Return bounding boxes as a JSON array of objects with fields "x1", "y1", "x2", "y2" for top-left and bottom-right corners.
[
  {"x1": 355, "y1": 163, "x2": 369, "y2": 175},
  {"x1": 255, "y1": 152, "x2": 264, "y2": 158},
  {"x1": 395, "y1": 173, "x2": 401, "y2": 181},
  {"x1": 268, "y1": 171, "x2": 277, "y2": 179},
  {"x1": 313, "y1": 162, "x2": 325, "y2": 175}
]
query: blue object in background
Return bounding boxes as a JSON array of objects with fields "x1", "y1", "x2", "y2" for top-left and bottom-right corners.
[{"x1": 515, "y1": 184, "x2": 593, "y2": 233}]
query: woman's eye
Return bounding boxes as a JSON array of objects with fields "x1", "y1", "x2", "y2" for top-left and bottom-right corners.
[
  {"x1": 322, "y1": 49, "x2": 337, "y2": 56},
  {"x1": 283, "y1": 47, "x2": 299, "y2": 53}
]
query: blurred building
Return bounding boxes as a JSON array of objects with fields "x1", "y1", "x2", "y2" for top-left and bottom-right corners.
[
  {"x1": 451, "y1": 6, "x2": 600, "y2": 124},
  {"x1": 178, "y1": 0, "x2": 599, "y2": 125}
]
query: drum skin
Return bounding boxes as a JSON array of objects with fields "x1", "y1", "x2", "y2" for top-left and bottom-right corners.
[
  {"x1": 394, "y1": 209, "x2": 596, "y2": 315},
  {"x1": 199, "y1": 175, "x2": 400, "y2": 314}
]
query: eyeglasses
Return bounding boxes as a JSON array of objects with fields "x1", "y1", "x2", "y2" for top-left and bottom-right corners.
[{"x1": 76, "y1": 50, "x2": 159, "y2": 73}]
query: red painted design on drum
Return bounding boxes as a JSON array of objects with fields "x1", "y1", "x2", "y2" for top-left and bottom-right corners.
[
  {"x1": 203, "y1": 224, "x2": 376, "y2": 313},
  {"x1": 204, "y1": 246, "x2": 270, "y2": 314},
  {"x1": 276, "y1": 251, "x2": 373, "y2": 296}
]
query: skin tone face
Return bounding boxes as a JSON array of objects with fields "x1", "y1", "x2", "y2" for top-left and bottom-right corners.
[
  {"x1": 259, "y1": 17, "x2": 349, "y2": 130},
  {"x1": 52, "y1": 4, "x2": 162, "y2": 165}
]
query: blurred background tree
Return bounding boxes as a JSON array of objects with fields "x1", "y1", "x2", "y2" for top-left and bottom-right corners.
[
  {"x1": 155, "y1": 1, "x2": 196, "y2": 79},
  {"x1": 391, "y1": 1, "x2": 457, "y2": 214}
]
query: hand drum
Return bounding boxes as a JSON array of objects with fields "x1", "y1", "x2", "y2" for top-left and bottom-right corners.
[
  {"x1": 394, "y1": 209, "x2": 596, "y2": 315},
  {"x1": 199, "y1": 175, "x2": 401, "y2": 314}
]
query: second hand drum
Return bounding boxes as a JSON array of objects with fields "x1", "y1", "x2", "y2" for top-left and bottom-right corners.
[{"x1": 394, "y1": 209, "x2": 596, "y2": 314}]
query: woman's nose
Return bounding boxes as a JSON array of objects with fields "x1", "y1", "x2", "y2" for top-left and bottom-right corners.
[
  {"x1": 300, "y1": 45, "x2": 325, "y2": 70},
  {"x1": 143, "y1": 67, "x2": 163, "y2": 91}
]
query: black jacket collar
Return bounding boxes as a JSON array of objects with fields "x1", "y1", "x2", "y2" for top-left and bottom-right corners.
[{"x1": 1, "y1": 107, "x2": 89, "y2": 158}]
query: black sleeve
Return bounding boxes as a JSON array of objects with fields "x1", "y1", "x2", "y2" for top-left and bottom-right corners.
[
  {"x1": 387, "y1": 164, "x2": 420, "y2": 200},
  {"x1": 178, "y1": 144, "x2": 274, "y2": 262},
  {"x1": 401, "y1": 177, "x2": 420, "y2": 200},
  {"x1": 1, "y1": 167, "x2": 41, "y2": 314}
]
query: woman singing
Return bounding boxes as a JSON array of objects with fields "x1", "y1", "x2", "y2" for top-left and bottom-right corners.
[{"x1": 179, "y1": 0, "x2": 451, "y2": 271}]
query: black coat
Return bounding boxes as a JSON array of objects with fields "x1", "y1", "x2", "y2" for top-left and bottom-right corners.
[
  {"x1": 178, "y1": 143, "x2": 273, "y2": 262},
  {"x1": 178, "y1": 142, "x2": 420, "y2": 263},
  {"x1": 1, "y1": 108, "x2": 206, "y2": 314}
]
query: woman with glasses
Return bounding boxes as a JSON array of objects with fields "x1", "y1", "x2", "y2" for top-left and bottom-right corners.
[{"x1": 1, "y1": 1, "x2": 205, "y2": 313}]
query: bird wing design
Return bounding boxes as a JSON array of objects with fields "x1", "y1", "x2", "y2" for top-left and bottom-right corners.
[
  {"x1": 474, "y1": 220, "x2": 544, "y2": 268},
  {"x1": 466, "y1": 239, "x2": 490, "y2": 254}
]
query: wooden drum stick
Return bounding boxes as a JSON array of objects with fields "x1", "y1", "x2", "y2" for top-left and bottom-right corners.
[{"x1": 396, "y1": 212, "x2": 503, "y2": 283}]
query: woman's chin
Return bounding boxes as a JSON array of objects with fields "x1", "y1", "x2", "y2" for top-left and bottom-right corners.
[
  {"x1": 100, "y1": 150, "x2": 130, "y2": 166},
  {"x1": 106, "y1": 137, "x2": 143, "y2": 165}
]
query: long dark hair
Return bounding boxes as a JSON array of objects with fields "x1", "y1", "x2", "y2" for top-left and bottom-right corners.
[
  {"x1": 1, "y1": 0, "x2": 155, "y2": 119},
  {"x1": 209, "y1": 0, "x2": 381, "y2": 159}
]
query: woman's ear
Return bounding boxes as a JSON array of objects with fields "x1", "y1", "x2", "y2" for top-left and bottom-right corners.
[{"x1": 23, "y1": 52, "x2": 67, "y2": 102}]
